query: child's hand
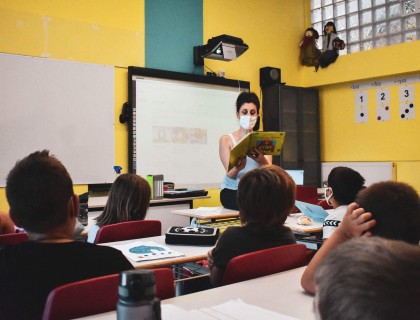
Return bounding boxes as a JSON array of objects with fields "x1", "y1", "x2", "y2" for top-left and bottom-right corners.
[
  {"x1": 338, "y1": 202, "x2": 376, "y2": 240},
  {"x1": 248, "y1": 148, "x2": 269, "y2": 165}
]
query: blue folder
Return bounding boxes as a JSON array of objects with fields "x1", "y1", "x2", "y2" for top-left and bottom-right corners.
[{"x1": 294, "y1": 200, "x2": 329, "y2": 222}]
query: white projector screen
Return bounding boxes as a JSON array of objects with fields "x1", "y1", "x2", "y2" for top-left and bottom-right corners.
[{"x1": 128, "y1": 68, "x2": 250, "y2": 189}]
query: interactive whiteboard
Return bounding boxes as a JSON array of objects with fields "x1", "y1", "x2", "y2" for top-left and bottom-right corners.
[{"x1": 128, "y1": 67, "x2": 250, "y2": 189}]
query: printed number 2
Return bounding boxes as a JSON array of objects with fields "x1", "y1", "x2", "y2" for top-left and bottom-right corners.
[{"x1": 381, "y1": 92, "x2": 386, "y2": 100}]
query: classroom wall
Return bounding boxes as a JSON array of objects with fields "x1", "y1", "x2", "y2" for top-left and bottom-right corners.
[
  {"x1": 0, "y1": 0, "x2": 306, "y2": 211},
  {"x1": 0, "y1": 0, "x2": 145, "y2": 211},
  {"x1": 2, "y1": 0, "x2": 418, "y2": 211},
  {"x1": 297, "y1": 6, "x2": 420, "y2": 193}
]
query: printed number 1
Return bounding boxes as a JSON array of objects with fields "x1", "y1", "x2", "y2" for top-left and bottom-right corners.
[{"x1": 360, "y1": 95, "x2": 363, "y2": 103}]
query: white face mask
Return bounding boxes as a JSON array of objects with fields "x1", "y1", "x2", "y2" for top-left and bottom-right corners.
[
  {"x1": 239, "y1": 115, "x2": 258, "y2": 130},
  {"x1": 324, "y1": 187, "x2": 333, "y2": 206}
]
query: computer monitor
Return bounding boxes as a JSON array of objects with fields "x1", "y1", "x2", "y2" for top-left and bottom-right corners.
[{"x1": 285, "y1": 169, "x2": 304, "y2": 185}]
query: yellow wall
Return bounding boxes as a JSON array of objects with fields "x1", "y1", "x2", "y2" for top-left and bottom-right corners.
[
  {"x1": 2, "y1": 0, "x2": 418, "y2": 210},
  {"x1": 203, "y1": 0, "x2": 306, "y2": 93},
  {"x1": 299, "y1": 27, "x2": 420, "y2": 193},
  {"x1": 0, "y1": 0, "x2": 144, "y2": 211}
]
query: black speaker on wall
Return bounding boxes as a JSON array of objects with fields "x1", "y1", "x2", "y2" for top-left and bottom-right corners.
[{"x1": 260, "y1": 67, "x2": 281, "y2": 89}]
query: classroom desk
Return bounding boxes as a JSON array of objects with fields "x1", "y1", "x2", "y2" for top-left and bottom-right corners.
[
  {"x1": 100, "y1": 235, "x2": 212, "y2": 269},
  {"x1": 88, "y1": 195, "x2": 210, "y2": 211},
  {"x1": 83, "y1": 195, "x2": 210, "y2": 236},
  {"x1": 76, "y1": 266, "x2": 315, "y2": 320},
  {"x1": 172, "y1": 207, "x2": 328, "y2": 234}
]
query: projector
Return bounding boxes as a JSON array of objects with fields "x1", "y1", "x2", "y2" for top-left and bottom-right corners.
[{"x1": 194, "y1": 34, "x2": 249, "y2": 66}]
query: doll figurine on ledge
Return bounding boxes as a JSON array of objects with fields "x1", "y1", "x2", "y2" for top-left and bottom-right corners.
[
  {"x1": 299, "y1": 27, "x2": 321, "y2": 71},
  {"x1": 317, "y1": 21, "x2": 345, "y2": 70}
]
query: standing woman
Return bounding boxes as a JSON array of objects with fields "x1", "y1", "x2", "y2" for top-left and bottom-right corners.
[{"x1": 219, "y1": 92, "x2": 272, "y2": 210}]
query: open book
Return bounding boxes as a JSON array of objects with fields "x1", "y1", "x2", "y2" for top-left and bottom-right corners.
[{"x1": 228, "y1": 131, "x2": 286, "y2": 171}]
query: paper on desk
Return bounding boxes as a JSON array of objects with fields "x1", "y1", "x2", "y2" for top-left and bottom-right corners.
[
  {"x1": 162, "y1": 299, "x2": 299, "y2": 320},
  {"x1": 111, "y1": 240, "x2": 184, "y2": 262},
  {"x1": 196, "y1": 206, "x2": 222, "y2": 212}
]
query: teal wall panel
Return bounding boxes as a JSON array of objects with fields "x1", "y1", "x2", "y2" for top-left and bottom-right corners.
[{"x1": 145, "y1": 0, "x2": 203, "y2": 74}]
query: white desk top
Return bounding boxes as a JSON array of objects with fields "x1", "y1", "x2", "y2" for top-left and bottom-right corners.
[
  {"x1": 76, "y1": 266, "x2": 315, "y2": 320},
  {"x1": 172, "y1": 207, "x2": 327, "y2": 234},
  {"x1": 88, "y1": 195, "x2": 210, "y2": 209},
  {"x1": 101, "y1": 235, "x2": 212, "y2": 269}
]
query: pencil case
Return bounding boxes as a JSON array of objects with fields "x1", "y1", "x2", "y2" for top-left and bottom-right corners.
[{"x1": 165, "y1": 226, "x2": 219, "y2": 246}]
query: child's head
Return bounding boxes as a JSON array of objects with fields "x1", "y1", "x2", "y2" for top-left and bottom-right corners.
[
  {"x1": 96, "y1": 173, "x2": 151, "y2": 226},
  {"x1": 355, "y1": 181, "x2": 420, "y2": 244},
  {"x1": 237, "y1": 165, "x2": 296, "y2": 231},
  {"x1": 315, "y1": 237, "x2": 420, "y2": 320},
  {"x1": 326, "y1": 167, "x2": 365, "y2": 206},
  {"x1": 6, "y1": 150, "x2": 74, "y2": 233}
]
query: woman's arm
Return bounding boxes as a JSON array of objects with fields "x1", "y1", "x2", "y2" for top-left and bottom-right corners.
[
  {"x1": 300, "y1": 203, "x2": 376, "y2": 294},
  {"x1": 219, "y1": 134, "x2": 246, "y2": 178}
]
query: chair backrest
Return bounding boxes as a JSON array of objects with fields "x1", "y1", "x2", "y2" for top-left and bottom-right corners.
[
  {"x1": 94, "y1": 220, "x2": 161, "y2": 244},
  {"x1": 0, "y1": 232, "x2": 29, "y2": 246},
  {"x1": 296, "y1": 185, "x2": 318, "y2": 205},
  {"x1": 222, "y1": 244, "x2": 307, "y2": 286},
  {"x1": 42, "y1": 268, "x2": 175, "y2": 320}
]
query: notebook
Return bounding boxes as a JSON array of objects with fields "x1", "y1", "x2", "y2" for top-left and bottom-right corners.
[{"x1": 294, "y1": 200, "x2": 328, "y2": 222}]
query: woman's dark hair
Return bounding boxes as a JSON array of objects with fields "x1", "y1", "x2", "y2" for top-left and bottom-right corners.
[
  {"x1": 327, "y1": 167, "x2": 365, "y2": 205},
  {"x1": 237, "y1": 165, "x2": 296, "y2": 231},
  {"x1": 96, "y1": 173, "x2": 151, "y2": 227},
  {"x1": 236, "y1": 91, "x2": 260, "y2": 113},
  {"x1": 323, "y1": 21, "x2": 337, "y2": 35},
  {"x1": 355, "y1": 181, "x2": 420, "y2": 244}
]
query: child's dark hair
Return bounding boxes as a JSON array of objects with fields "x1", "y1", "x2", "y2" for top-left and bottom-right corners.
[
  {"x1": 238, "y1": 165, "x2": 296, "y2": 231},
  {"x1": 355, "y1": 181, "x2": 420, "y2": 244},
  {"x1": 96, "y1": 173, "x2": 151, "y2": 227},
  {"x1": 327, "y1": 167, "x2": 365, "y2": 204}
]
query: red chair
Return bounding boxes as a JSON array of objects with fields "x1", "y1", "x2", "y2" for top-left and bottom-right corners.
[
  {"x1": 317, "y1": 199, "x2": 333, "y2": 210},
  {"x1": 94, "y1": 220, "x2": 161, "y2": 244},
  {"x1": 222, "y1": 244, "x2": 307, "y2": 286},
  {"x1": 42, "y1": 268, "x2": 175, "y2": 320},
  {"x1": 296, "y1": 185, "x2": 318, "y2": 204},
  {"x1": 0, "y1": 232, "x2": 29, "y2": 246}
]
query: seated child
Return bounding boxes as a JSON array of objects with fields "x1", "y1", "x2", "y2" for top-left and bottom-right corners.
[
  {"x1": 323, "y1": 166, "x2": 365, "y2": 239},
  {"x1": 301, "y1": 181, "x2": 420, "y2": 294},
  {"x1": 88, "y1": 173, "x2": 151, "y2": 243},
  {"x1": 0, "y1": 150, "x2": 133, "y2": 319},
  {"x1": 208, "y1": 164, "x2": 297, "y2": 286},
  {"x1": 315, "y1": 237, "x2": 420, "y2": 320}
]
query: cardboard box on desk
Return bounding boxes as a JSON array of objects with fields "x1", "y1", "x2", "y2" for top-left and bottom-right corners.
[{"x1": 165, "y1": 226, "x2": 219, "y2": 246}]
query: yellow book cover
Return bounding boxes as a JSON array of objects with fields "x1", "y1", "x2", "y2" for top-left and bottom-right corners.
[{"x1": 228, "y1": 131, "x2": 286, "y2": 171}]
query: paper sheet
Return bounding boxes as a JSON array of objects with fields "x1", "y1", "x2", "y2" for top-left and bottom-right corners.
[{"x1": 112, "y1": 240, "x2": 184, "y2": 262}]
